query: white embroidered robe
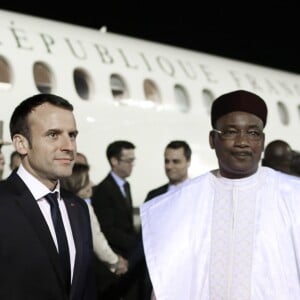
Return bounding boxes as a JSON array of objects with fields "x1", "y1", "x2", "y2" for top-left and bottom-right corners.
[{"x1": 141, "y1": 167, "x2": 300, "y2": 300}]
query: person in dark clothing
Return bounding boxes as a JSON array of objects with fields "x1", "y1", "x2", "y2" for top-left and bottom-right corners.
[{"x1": 92, "y1": 140, "x2": 141, "y2": 300}]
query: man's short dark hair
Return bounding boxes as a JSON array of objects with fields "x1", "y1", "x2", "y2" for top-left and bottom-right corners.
[
  {"x1": 106, "y1": 140, "x2": 135, "y2": 161},
  {"x1": 9, "y1": 93, "x2": 73, "y2": 143},
  {"x1": 166, "y1": 140, "x2": 192, "y2": 161}
]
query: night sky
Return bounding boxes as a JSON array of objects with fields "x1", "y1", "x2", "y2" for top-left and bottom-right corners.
[{"x1": 1, "y1": 2, "x2": 299, "y2": 74}]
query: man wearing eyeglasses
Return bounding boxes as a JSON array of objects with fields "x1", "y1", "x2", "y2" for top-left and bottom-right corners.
[
  {"x1": 141, "y1": 90, "x2": 300, "y2": 300},
  {"x1": 92, "y1": 140, "x2": 141, "y2": 300}
]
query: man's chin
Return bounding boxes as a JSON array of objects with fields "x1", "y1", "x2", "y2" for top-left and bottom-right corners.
[{"x1": 57, "y1": 167, "x2": 73, "y2": 178}]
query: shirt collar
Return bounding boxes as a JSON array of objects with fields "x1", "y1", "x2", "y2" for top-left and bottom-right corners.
[
  {"x1": 17, "y1": 163, "x2": 60, "y2": 200},
  {"x1": 110, "y1": 171, "x2": 126, "y2": 188}
]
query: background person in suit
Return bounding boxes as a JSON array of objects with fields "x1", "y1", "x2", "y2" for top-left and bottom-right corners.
[
  {"x1": 92, "y1": 140, "x2": 140, "y2": 300},
  {"x1": 0, "y1": 93, "x2": 96, "y2": 300},
  {"x1": 145, "y1": 140, "x2": 192, "y2": 202},
  {"x1": 132, "y1": 140, "x2": 192, "y2": 300}
]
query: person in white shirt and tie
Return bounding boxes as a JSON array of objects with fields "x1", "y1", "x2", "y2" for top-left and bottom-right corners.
[{"x1": 0, "y1": 93, "x2": 96, "y2": 300}]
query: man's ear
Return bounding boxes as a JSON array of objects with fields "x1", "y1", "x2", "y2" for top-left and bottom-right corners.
[
  {"x1": 13, "y1": 134, "x2": 29, "y2": 155},
  {"x1": 209, "y1": 131, "x2": 215, "y2": 149},
  {"x1": 110, "y1": 157, "x2": 119, "y2": 167}
]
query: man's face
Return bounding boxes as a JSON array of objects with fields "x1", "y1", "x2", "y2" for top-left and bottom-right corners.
[
  {"x1": 112, "y1": 149, "x2": 135, "y2": 179},
  {"x1": 164, "y1": 147, "x2": 190, "y2": 185},
  {"x1": 209, "y1": 111, "x2": 265, "y2": 179},
  {"x1": 13, "y1": 102, "x2": 78, "y2": 189}
]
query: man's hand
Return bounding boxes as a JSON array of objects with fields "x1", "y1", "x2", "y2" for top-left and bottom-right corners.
[{"x1": 114, "y1": 255, "x2": 128, "y2": 275}]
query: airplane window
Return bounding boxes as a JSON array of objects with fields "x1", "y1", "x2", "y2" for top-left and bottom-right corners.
[
  {"x1": 202, "y1": 88, "x2": 215, "y2": 115},
  {"x1": 74, "y1": 68, "x2": 92, "y2": 100},
  {"x1": 277, "y1": 101, "x2": 289, "y2": 125},
  {"x1": 0, "y1": 56, "x2": 12, "y2": 90},
  {"x1": 110, "y1": 74, "x2": 129, "y2": 101},
  {"x1": 33, "y1": 62, "x2": 54, "y2": 93},
  {"x1": 144, "y1": 79, "x2": 161, "y2": 103},
  {"x1": 174, "y1": 84, "x2": 190, "y2": 113}
]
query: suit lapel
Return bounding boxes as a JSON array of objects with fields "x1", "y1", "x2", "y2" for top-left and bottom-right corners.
[
  {"x1": 108, "y1": 174, "x2": 133, "y2": 216},
  {"x1": 62, "y1": 191, "x2": 86, "y2": 298},
  {"x1": 6, "y1": 172, "x2": 68, "y2": 292}
]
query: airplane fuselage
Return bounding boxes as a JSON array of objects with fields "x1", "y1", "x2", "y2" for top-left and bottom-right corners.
[{"x1": 0, "y1": 9, "x2": 300, "y2": 207}]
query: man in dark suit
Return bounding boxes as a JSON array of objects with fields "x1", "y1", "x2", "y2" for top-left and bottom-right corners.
[
  {"x1": 92, "y1": 140, "x2": 140, "y2": 300},
  {"x1": 145, "y1": 140, "x2": 192, "y2": 201},
  {"x1": 0, "y1": 94, "x2": 96, "y2": 300}
]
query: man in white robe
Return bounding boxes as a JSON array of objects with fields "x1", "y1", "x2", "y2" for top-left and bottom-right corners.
[{"x1": 141, "y1": 90, "x2": 300, "y2": 300}]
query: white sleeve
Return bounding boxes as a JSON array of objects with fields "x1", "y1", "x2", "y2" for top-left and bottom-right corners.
[{"x1": 87, "y1": 204, "x2": 118, "y2": 269}]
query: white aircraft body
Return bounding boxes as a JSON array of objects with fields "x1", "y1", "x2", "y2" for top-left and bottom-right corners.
[{"x1": 0, "y1": 9, "x2": 300, "y2": 207}]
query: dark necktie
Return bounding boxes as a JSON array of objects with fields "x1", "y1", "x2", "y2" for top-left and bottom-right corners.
[
  {"x1": 45, "y1": 192, "x2": 71, "y2": 293},
  {"x1": 123, "y1": 181, "x2": 132, "y2": 207}
]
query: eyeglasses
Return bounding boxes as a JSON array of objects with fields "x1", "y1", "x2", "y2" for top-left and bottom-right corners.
[
  {"x1": 118, "y1": 158, "x2": 135, "y2": 164},
  {"x1": 212, "y1": 128, "x2": 263, "y2": 141}
]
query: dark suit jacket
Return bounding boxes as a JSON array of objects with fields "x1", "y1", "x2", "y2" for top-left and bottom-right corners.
[
  {"x1": 91, "y1": 174, "x2": 139, "y2": 298},
  {"x1": 91, "y1": 173, "x2": 137, "y2": 257},
  {"x1": 144, "y1": 183, "x2": 169, "y2": 202},
  {"x1": 0, "y1": 171, "x2": 96, "y2": 300}
]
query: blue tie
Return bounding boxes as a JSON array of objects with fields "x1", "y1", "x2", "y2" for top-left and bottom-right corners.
[{"x1": 45, "y1": 192, "x2": 71, "y2": 293}]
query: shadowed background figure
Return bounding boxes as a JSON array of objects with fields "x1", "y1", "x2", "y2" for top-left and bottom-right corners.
[{"x1": 261, "y1": 139, "x2": 293, "y2": 174}]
